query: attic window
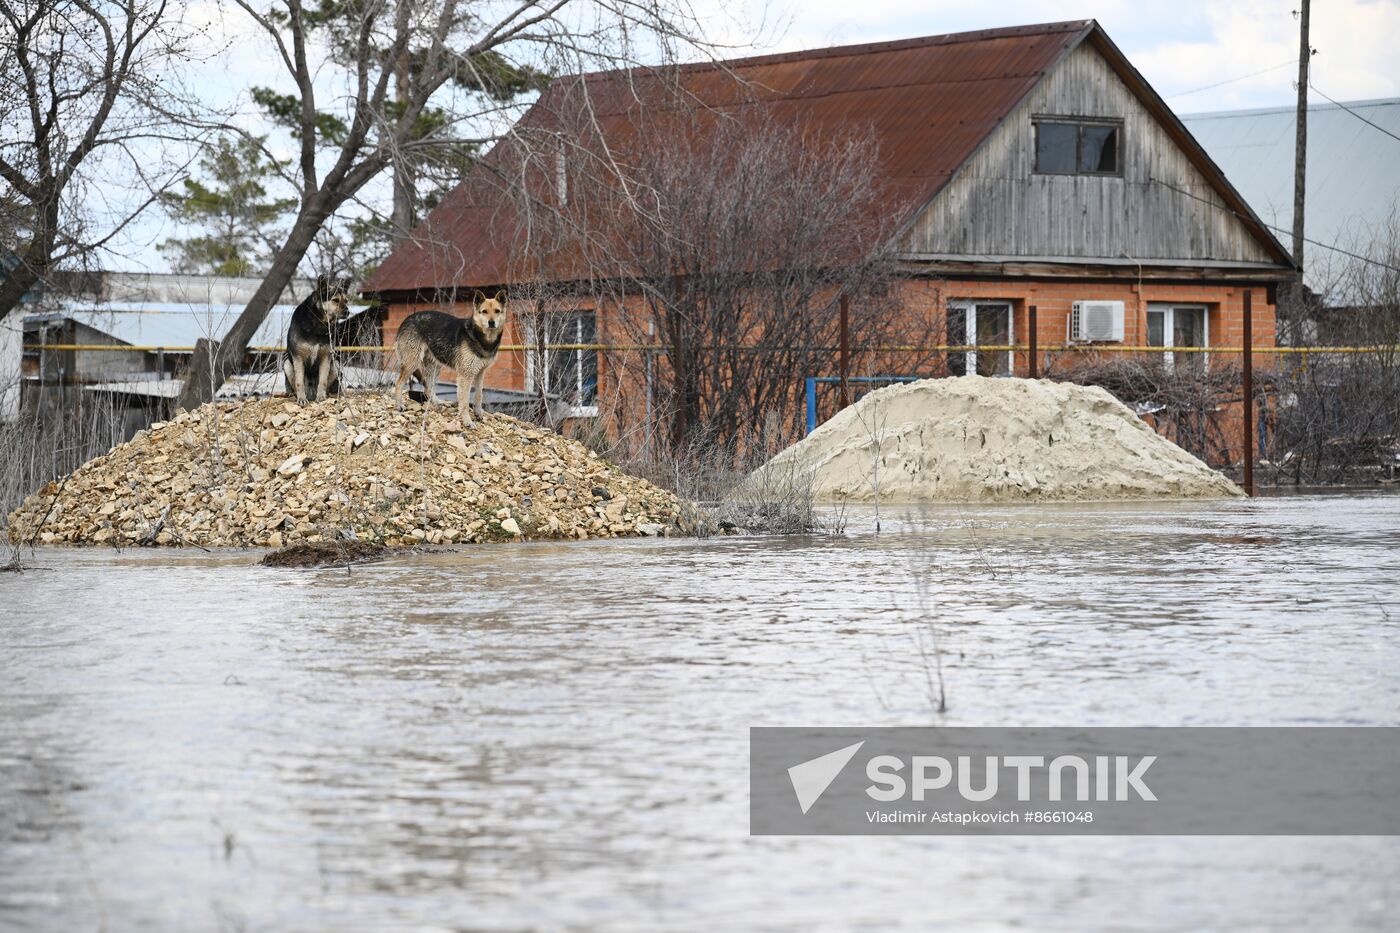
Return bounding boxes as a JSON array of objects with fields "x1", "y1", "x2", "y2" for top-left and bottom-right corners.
[{"x1": 1034, "y1": 118, "x2": 1121, "y2": 175}]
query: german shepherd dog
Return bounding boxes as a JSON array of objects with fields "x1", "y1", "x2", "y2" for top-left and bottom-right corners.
[
  {"x1": 283, "y1": 275, "x2": 351, "y2": 404},
  {"x1": 393, "y1": 291, "x2": 507, "y2": 429}
]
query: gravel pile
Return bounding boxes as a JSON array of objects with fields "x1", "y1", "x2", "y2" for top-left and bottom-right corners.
[{"x1": 7, "y1": 394, "x2": 684, "y2": 547}]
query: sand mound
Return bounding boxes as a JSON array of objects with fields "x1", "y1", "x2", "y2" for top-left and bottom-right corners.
[
  {"x1": 8, "y1": 394, "x2": 682, "y2": 547},
  {"x1": 760, "y1": 375, "x2": 1242, "y2": 502}
]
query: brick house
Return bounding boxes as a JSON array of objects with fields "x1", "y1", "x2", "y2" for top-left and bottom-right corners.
[{"x1": 363, "y1": 19, "x2": 1296, "y2": 449}]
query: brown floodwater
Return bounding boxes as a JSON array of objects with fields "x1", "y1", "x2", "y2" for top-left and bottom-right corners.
[{"x1": 2, "y1": 494, "x2": 1398, "y2": 929}]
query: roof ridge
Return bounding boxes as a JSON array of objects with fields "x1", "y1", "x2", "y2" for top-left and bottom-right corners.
[
  {"x1": 577, "y1": 20, "x2": 1094, "y2": 83},
  {"x1": 1181, "y1": 97, "x2": 1400, "y2": 120}
]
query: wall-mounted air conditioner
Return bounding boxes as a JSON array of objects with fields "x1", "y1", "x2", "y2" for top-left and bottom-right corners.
[{"x1": 1069, "y1": 300, "x2": 1125, "y2": 342}]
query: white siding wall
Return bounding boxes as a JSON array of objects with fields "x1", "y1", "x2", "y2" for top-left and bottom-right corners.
[
  {"x1": 0, "y1": 311, "x2": 20, "y2": 422},
  {"x1": 903, "y1": 44, "x2": 1275, "y2": 264}
]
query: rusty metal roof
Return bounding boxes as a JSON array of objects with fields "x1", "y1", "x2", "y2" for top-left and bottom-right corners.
[{"x1": 368, "y1": 20, "x2": 1164, "y2": 295}]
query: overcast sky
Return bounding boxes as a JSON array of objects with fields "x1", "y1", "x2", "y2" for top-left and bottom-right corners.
[
  {"x1": 722, "y1": 0, "x2": 1400, "y2": 112},
  {"x1": 110, "y1": 0, "x2": 1400, "y2": 272}
]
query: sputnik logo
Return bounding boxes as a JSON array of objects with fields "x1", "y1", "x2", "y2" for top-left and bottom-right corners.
[{"x1": 787, "y1": 741, "x2": 865, "y2": 814}]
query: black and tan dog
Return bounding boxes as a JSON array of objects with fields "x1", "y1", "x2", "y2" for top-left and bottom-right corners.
[
  {"x1": 393, "y1": 291, "x2": 507, "y2": 429},
  {"x1": 283, "y1": 275, "x2": 351, "y2": 404}
]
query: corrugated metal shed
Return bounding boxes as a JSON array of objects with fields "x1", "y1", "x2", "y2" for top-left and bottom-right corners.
[
  {"x1": 25, "y1": 302, "x2": 299, "y2": 348},
  {"x1": 366, "y1": 21, "x2": 1098, "y2": 295},
  {"x1": 1181, "y1": 98, "x2": 1400, "y2": 289}
]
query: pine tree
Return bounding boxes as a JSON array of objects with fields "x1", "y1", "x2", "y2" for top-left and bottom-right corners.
[{"x1": 159, "y1": 135, "x2": 297, "y2": 276}]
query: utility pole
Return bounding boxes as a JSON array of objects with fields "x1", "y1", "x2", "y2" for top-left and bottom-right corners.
[{"x1": 1291, "y1": 0, "x2": 1311, "y2": 273}]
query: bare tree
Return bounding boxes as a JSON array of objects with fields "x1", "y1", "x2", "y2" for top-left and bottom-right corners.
[
  {"x1": 1268, "y1": 208, "x2": 1400, "y2": 482},
  {"x1": 0, "y1": 0, "x2": 197, "y2": 322},
  {"x1": 533, "y1": 111, "x2": 936, "y2": 450},
  {"x1": 176, "y1": 0, "x2": 723, "y2": 410}
]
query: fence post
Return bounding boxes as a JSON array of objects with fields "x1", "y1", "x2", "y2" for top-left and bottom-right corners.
[
  {"x1": 1028, "y1": 304, "x2": 1038, "y2": 378},
  {"x1": 1242, "y1": 289, "x2": 1255, "y2": 497},
  {"x1": 838, "y1": 293, "x2": 850, "y2": 409},
  {"x1": 806, "y1": 377, "x2": 818, "y2": 435}
]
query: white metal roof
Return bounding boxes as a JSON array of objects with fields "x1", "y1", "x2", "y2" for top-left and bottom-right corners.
[
  {"x1": 1181, "y1": 98, "x2": 1400, "y2": 293},
  {"x1": 26, "y1": 302, "x2": 300, "y2": 349}
]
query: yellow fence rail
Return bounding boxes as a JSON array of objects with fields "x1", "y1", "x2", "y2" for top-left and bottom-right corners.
[{"x1": 25, "y1": 343, "x2": 1400, "y2": 355}]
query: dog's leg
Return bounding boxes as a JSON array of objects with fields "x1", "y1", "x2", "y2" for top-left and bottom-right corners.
[
  {"x1": 472, "y1": 369, "x2": 487, "y2": 420},
  {"x1": 420, "y1": 362, "x2": 440, "y2": 406},
  {"x1": 291, "y1": 355, "x2": 308, "y2": 404},
  {"x1": 457, "y1": 371, "x2": 474, "y2": 429},
  {"x1": 394, "y1": 362, "x2": 411, "y2": 410},
  {"x1": 394, "y1": 346, "x2": 418, "y2": 410},
  {"x1": 315, "y1": 348, "x2": 332, "y2": 401}
]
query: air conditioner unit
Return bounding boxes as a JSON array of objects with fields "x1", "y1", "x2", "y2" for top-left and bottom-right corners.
[{"x1": 1069, "y1": 300, "x2": 1125, "y2": 342}]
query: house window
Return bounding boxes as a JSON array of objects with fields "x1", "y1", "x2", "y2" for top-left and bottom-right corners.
[
  {"x1": 1146, "y1": 304, "x2": 1208, "y2": 371},
  {"x1": 1034, "y1": 118, "x2": 1121, "y2": 175},
  {"x1": 528, "y1": 311, "x2": 598, "y2": 415},
  {"x1": 947, "y1": 301, "x2": 1014, "y2": 377}
]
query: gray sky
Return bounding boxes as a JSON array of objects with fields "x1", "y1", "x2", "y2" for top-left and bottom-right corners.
[
  {"x1": 111, "y1": 0, "x2": 1400, "y2": 272},
  {"x1": 728, "y1": 0, "x2": 1399, "y2": 111}
]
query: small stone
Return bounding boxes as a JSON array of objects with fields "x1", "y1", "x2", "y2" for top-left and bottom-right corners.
[
  {"x1": 499, "y1": 517, "x2": 521, "y2": 535},
  {"x1": 276, "y1": 454, "x2": 309, "y2": 477}
]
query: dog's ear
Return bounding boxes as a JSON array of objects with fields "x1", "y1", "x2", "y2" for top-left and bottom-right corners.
[
  {"x1": 315, "y1": 273, "x2": 331, "y2": 293},
  {"x1": 470, "y1": 288, "x2": 487, "y2": 308},
  {"x1": 491, "y1": 287, "x2": 508, "y2": 305}
]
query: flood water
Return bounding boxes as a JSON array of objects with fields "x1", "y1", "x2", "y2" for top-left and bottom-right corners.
[{"x1": 3, "y1": 494, "x2": 1399, "y2": 930}]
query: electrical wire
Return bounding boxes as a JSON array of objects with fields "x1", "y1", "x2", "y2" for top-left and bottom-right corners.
[
  {"x1": 1308, "y1": 83, "x2": 1400, "y2": 144},
  {"x1": 1150, "y1": 177, "x2": 1400, "y2": 274},
  {"x1": 1164, "y1": 60, "x2": 1296, "y2": 100}
]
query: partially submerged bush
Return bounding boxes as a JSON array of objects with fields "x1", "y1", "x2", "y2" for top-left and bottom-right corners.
[{"x1": 614, "y1": 418, "x2": 836, "y2": 536}]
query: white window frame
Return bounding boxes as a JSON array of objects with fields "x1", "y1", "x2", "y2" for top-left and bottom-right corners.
[
  {"x1": 1146, "y1": 303, "x2": 1209, "y2": 371},
  {"x1": 948, "y1": 300, "x2": 1015, "y2": 377},
  {"x1": 524, "y1": 311, "x2": 599, "y2": 418}
]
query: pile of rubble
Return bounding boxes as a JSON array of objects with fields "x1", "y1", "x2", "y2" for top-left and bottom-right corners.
[{"x1": 7, "y1": 394, "x2": 684, "y2": 548}]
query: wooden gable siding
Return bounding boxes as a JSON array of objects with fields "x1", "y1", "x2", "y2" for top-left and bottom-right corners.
[{"x1": 902, "y1": 44, "x2": 1276, "y2": 264}]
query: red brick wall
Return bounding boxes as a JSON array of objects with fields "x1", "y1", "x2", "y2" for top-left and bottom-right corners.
[
  {"x1": 379, "y1": 278, "x2": 1278, "y2": 465},
  {"x1": 896, "y1": 278, "x2": 1277, "y2": 362}
]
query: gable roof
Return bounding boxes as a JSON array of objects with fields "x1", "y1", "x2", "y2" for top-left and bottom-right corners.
[{"x1": 365, "y1": 20, "x2": 1291, "y2": 297}]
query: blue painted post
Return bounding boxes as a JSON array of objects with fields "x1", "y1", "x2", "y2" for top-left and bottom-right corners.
[{"x1": 806, "y1": 377, "x2": 818, "y2": 434}]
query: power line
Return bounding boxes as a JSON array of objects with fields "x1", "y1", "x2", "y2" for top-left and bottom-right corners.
[
  {"x1": 1165, "y1": 60, "x2": 1295, "y2": 100},
  {"x1": 1149, "y1": 177, "x2": 1400, "y2": 274},
  {"x1": 1309, "y1": 83, "x2": 1400, "y2": 144}
]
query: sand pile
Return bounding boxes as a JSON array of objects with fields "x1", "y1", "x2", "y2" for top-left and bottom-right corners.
[
  {"x1": 7, "y1": 394, "x2": 683, "y2": 547},
  {"x1": 760, "y1": 375, "x2": 1242, "y2": 502}
]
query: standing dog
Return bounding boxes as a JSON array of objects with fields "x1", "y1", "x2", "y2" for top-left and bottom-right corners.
[
  {"x1": 283, "y1": 275, "x2": 351, "y2": 403},
  {"x1": 393, "y1": 291, "x2": 507, "y2": 429}
]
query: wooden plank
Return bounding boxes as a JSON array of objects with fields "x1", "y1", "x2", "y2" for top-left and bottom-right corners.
[{"x1": 904, "y1": 44, "x2": 1274, "y2": 264}]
